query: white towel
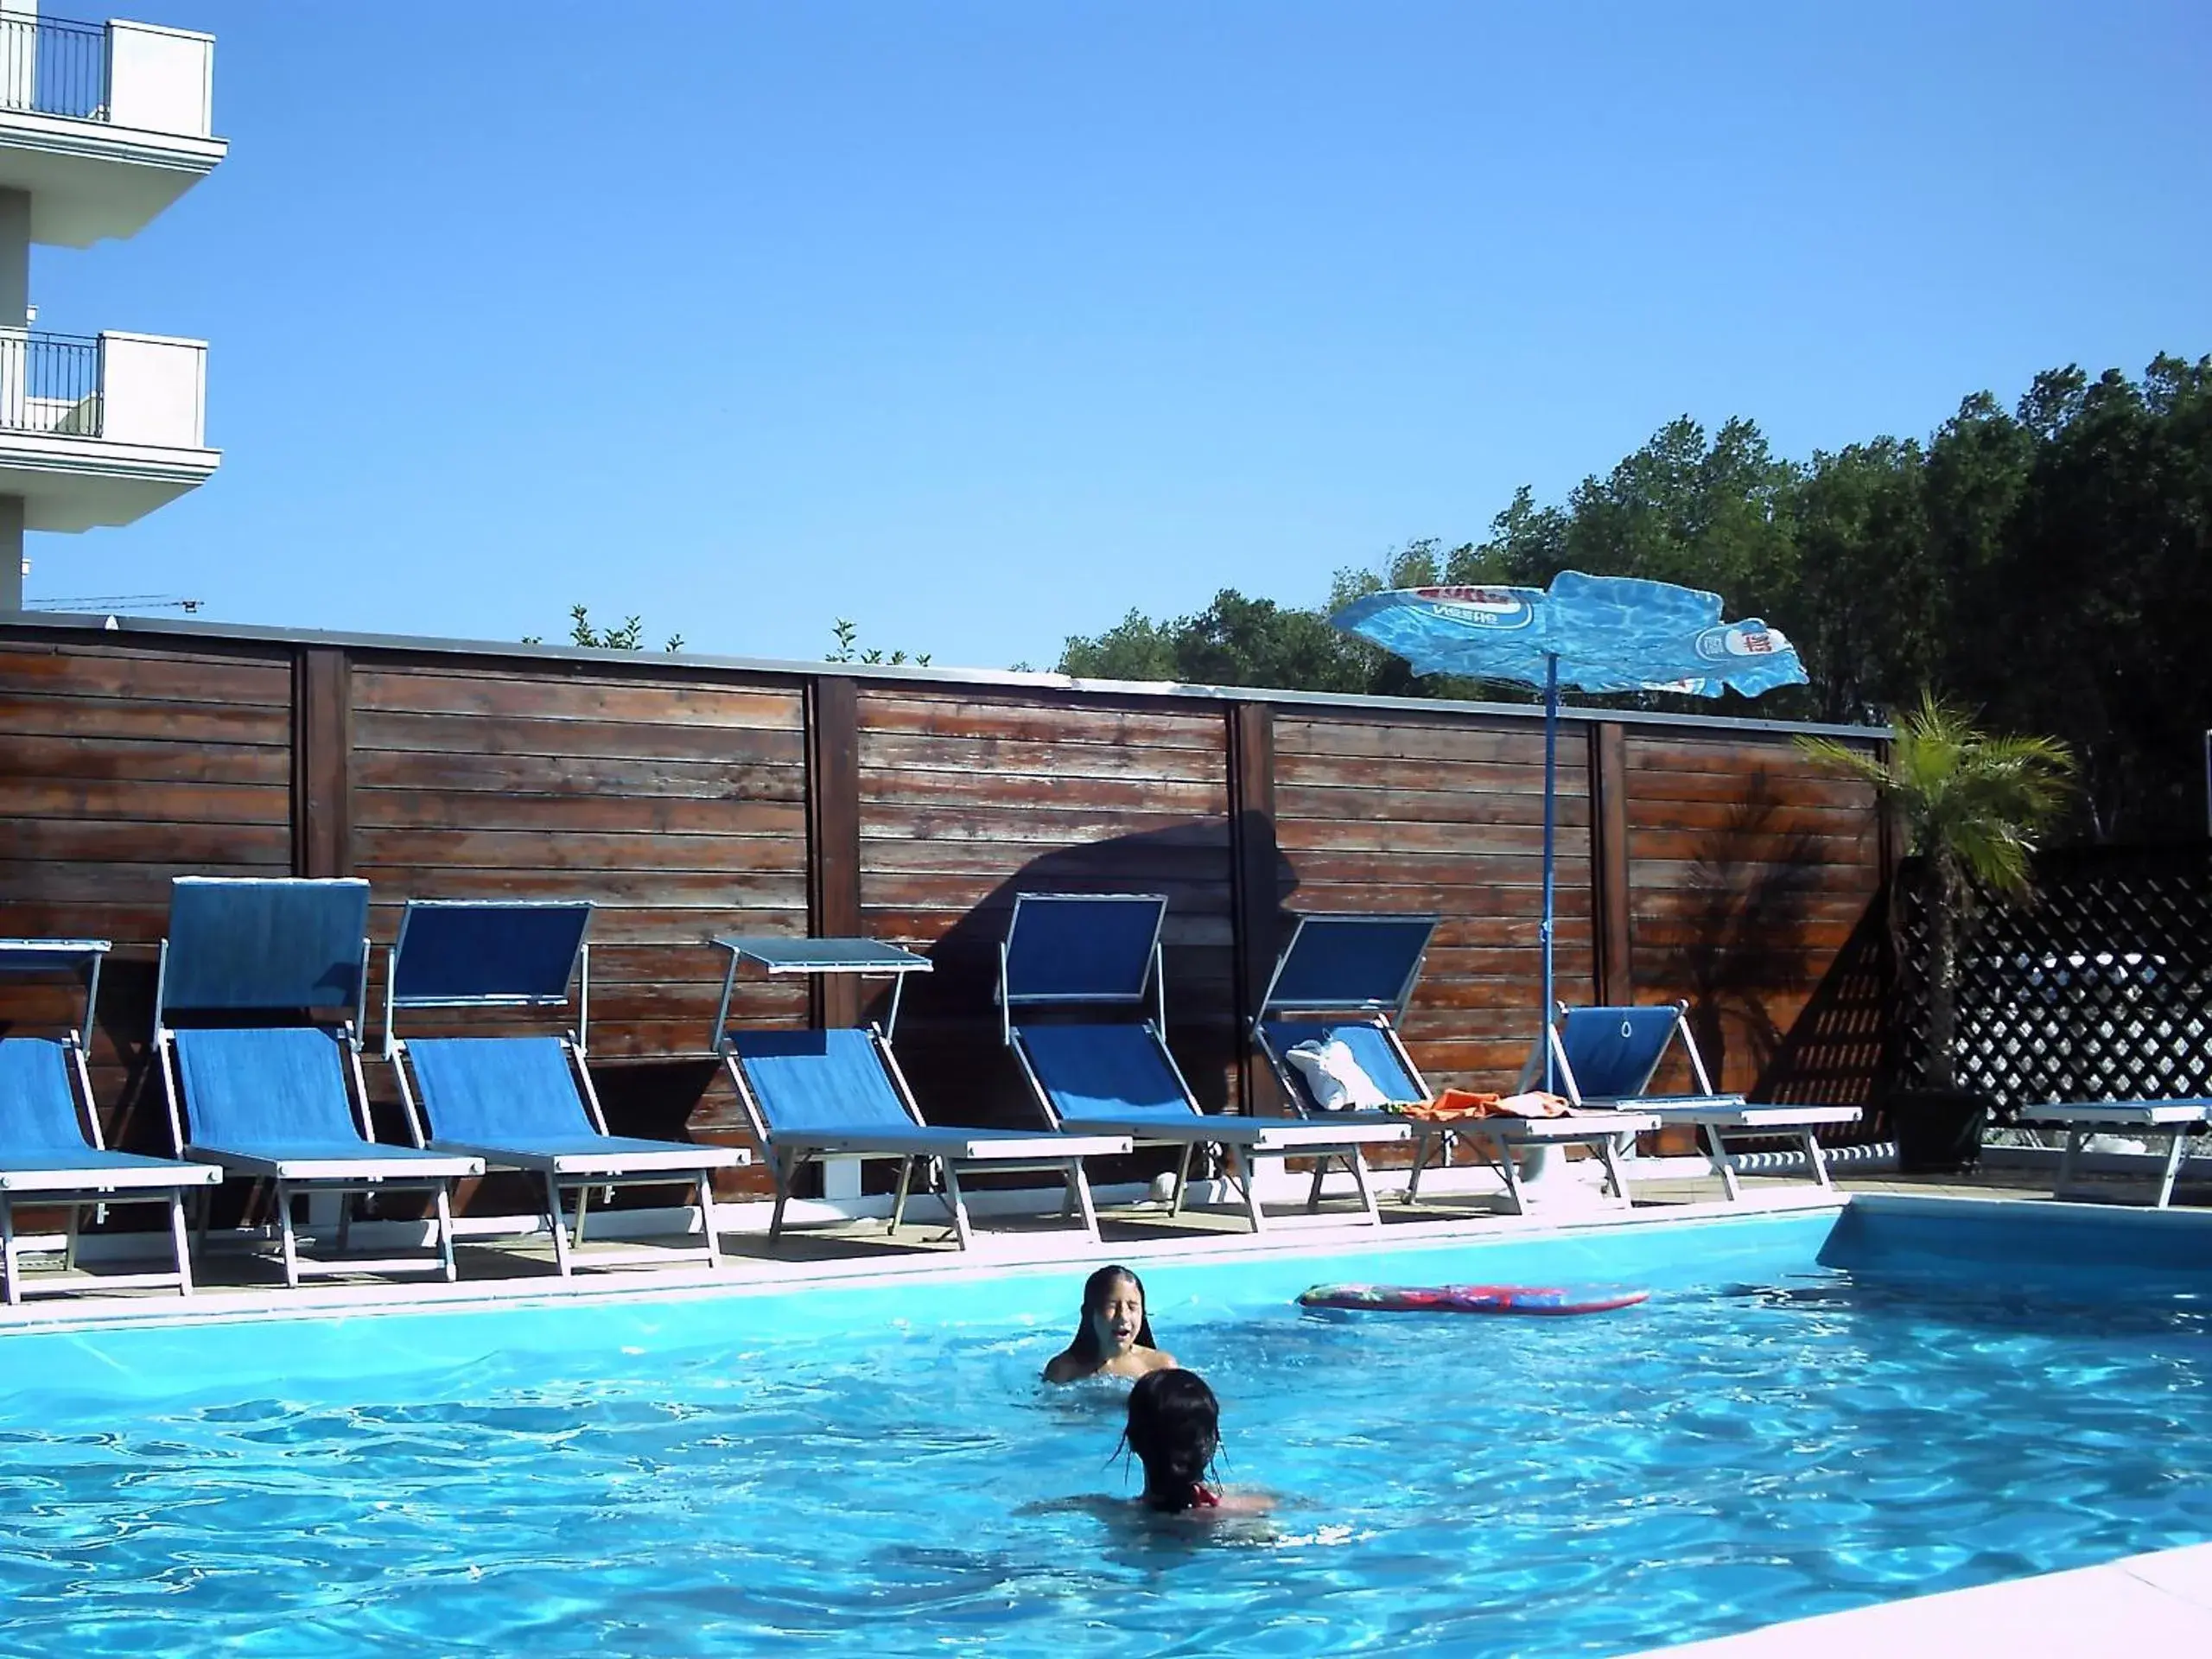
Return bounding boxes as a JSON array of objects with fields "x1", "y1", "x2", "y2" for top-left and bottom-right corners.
[{"x1": 1284, "y1": 1039, "x2": 1390, "y2": 1111}]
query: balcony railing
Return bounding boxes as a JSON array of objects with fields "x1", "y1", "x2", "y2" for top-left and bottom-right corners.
[
  {"x1": 0, "y1": 331, "x2": 101, "y2": 437},
  {"x1": 0, "y1": 14, "x2": 213, "y2": 137},
  {"x1": 0, "y1": 14, "x2": 107, "y2": 123}
]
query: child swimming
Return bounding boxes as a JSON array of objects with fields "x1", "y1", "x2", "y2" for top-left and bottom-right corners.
[
  {"x1": 1121, "y1": 1369, "x2": 1270, "y2": 1516},
  {"x1": 1042, "y1": 1264, "x2": 1179, "y2": 1384}
]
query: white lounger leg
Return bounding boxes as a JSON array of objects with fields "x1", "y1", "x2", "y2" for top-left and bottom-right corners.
[
  {"x1": 1067, "y1": 1161, "x2": 1101, "y2": 1243},
  {"x1": 1231, "y1": 1147, "x2": 1267, "y2": 1233},
  {"x1": 1491, "y1": 1136, "x2": 1529, "y2": 1216},
  {"x1": 168, "y1": 1189, "x2": 195, "y2": 1297},
  {"x1": 1598, "y1": 1133, "x2": 1635, "y2": 1203},
  {"x1": 433, "y1": 1184, "x2": 460, "y2": 1283},
  {"x1": 1305, "y1": 1155, "x2": 1327, "y2": 1212},
  {"x1": 941, "y1": 1164, "x2": 975, "y2": 1249},
  {"x1": 63, "y1": 1202, "x2": 80, "y2": 1273},
  {"x1": 2153, "y1": 1128, "x2": 2189, "y2": 1210},
  {"x1": 1801, "y1": 1127, "x2": 1834, "y2": 1191},
  {"x1": 2056, "y1": 1128, "x2": 2084, "y2": 1196},
  {"x1": 694, "y1": 1170, "x2": 723, "y2": 1268},
  {"x1": 1701, "y1": 1124, "x2": 1743, "y2": 1202},
  {"x1": 1, "y1": 1194, "x2": 18, "y2": 1305},
  {"x1": 890, "y1": 1156, "x2": 916, "y2": 1232},
  {"x1": 1349, "y1": 1148, "x2": 1381, "y2": 1224},
  {"x1": 1167, "y1": 1145, "x2": 1194, "y2": 1217},
  {"x1": 545, "y1": 1173, "x2": 575, "y2": 1277},
  {"x1": 275, "y1": 1181, "x2": 303, "y2": 1288}
]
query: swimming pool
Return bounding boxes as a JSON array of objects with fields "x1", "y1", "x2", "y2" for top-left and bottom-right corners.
[{"x1": 3, "y1": 1201, "x2": 2209, "y2": 1656}]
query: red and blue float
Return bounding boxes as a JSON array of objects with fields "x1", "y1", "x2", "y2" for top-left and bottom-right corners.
[{"x1": 1297, "y1": 1282, "x2": 1649, "y2": 1317}]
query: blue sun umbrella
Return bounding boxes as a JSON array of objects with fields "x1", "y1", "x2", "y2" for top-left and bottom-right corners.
[{"x1": 1329, "y1": 571, "x2": 1808, "y2": 1086}]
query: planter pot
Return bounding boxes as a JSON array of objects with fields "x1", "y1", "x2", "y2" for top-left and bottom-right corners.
[{"x1": 1891, "y1": 1087, "x2": 1991, "y2": 1174}]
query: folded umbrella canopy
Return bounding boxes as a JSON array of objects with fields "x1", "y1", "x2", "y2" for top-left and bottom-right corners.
[{"x1": 1329, "y1": 571, "x2": 1808, "y2": 1085}]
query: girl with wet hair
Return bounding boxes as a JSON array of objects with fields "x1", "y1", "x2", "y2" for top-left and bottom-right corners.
[
  {"x1": 1042, "y1": 1264, "x2": 1179, "y2": 1384},
  {"x1": 1122, "y1": 1369, "x2": 1225, "y2": 1511}
]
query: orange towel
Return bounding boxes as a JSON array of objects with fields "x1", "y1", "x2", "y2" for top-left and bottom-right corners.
[{"x1": 1398, "y1": 1089, "x2": 1576, "y2": 1122}]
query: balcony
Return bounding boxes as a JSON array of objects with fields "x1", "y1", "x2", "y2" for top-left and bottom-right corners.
[
  {"x1": 0, "y1": 327, "x2": 217, "y2": 529},
  {"x1": 0, "y1": 11, "x2": 225, "y2": 247}
]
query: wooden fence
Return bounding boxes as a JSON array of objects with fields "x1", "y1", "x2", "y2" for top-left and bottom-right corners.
[{"x1": 0, "y1": 617, "x2": 1889, "y2": 1203}]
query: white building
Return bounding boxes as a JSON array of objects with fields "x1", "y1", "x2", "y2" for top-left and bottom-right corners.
[{"x1": 0, "y1": 0, "x2": 222, "y2": 611}]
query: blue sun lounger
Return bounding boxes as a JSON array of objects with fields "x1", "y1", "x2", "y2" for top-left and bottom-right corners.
[
  {"x1": 0, "y1": 939, "x2": 219, "y2": 1304},
  {"x1": 1001, "y1": 893, "x2": 1408, "y2": 1230},
  {"x1": 154, "y1": 877, "x2": 484, "y2": 1287},
  {"x1": 1255, "y1": 913, "x2": 1655, "y2": 1211},
  {"x1": 385, "y1": 899, "x2": 747, "y2": 1276},
  {"x1": 714, "y1": 937, "x2": 1131, "y2": 1249},
  {"x1": 1535, "y1": 1001, "x2": 1861, "y2": 1198}
]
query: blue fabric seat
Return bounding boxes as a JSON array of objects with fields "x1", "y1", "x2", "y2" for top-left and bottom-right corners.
[
  {"x1": 721, "y1": 1001, "x2": 1130, "y2": 1252},
  {"x1": 386, "y1": 900, "x2": 746, "y2": 1277},
  {"x1": 1537, "y1": 1002, "x2": 1863, "y2": 1199},
  {"x1": 156, "y1": 879, "x2": 484, "y2": 1287},
  {"x1": 1000, "y1": 894, "x2": 1407, "y2": 1232},
  {"x1": 1, "y1": 940, "x2": 219, "y2": 1304}
]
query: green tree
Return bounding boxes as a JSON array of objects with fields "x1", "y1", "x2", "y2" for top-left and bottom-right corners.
[{"x1": 1799, "y1": 695, "x2": 2075, "y2": 1091}]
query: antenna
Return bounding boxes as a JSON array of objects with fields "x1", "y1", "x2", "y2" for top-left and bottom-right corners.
[{"x1": 22, "y1": 594, "x2": 205, "y2": 613}]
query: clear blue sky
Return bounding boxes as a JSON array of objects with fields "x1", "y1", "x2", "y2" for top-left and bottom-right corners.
[{"x1": 28, "y1": 0, "x2": 2211, "y2": 670}]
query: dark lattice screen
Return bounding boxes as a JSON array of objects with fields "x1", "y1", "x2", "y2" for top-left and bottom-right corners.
[{"x1": 1892, "y1": 843, "x2": 2212, "y2": 1117}]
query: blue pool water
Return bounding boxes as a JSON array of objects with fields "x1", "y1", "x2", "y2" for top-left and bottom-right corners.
[{"x1": 3, "y1": 1205, "x2": 2211, "y2": 1656}]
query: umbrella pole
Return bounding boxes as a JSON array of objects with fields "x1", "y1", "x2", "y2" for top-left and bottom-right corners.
[{"x1": 1541, "y1": 652, "x2": 1558, "y2": 1091}]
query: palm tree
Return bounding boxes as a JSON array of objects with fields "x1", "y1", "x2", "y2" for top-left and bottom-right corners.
[{"x1": 1799, "y1": 694, "x2": 2075, "y2": 1093}]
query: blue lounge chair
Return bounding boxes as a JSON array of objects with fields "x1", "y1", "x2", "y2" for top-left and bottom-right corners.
[
  {"x1": 1535, "y1": 1001, "x2": 1861, "y2": 1199},
  {"x1": 385, "y1": 899, "x2": 747, "y2": 1276},
  {"x1": 1255, "y1": 913, "x2": 1655, "y2": 1212},
  {"x1": 1000, "y1": 893, "x2": 1408, "y2": 1231},
  {"x1": 153, "y1": 877, "x2": 484, "y2": 1287},
  {"x1": 714, "y1": 937, "x2": 1131, "y2": 1249},
  {"x1": 0, "y1": 939, "x2": 219, "y2": 1304}
]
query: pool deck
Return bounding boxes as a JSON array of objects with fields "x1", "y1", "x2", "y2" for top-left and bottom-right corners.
[
  {"x1": 1, "y1": 1154, "x2": 2202, "y2": 1334},
  {"x1": 1642, "y1": 1541, "x2": 2212, "y2": 1657}
]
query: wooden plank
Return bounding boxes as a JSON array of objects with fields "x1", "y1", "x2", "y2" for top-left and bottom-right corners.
[
  {"x1": 353, "y1": 709, "x2": 807, "y2": 766},
  {"x1": 344, "y1": 867, "x2": 810, "y2": 907},
  {"x1": 0, "y1": 646, "x2": 291, "y2": 704},
  {"x1": 1620, "y1": 771, "x2": 1873, "y2": 809},
  {"x1": 860, "y1": 838, "x2": 1231, "y2": 878},
  {"x1": 855, "y1": 693, "x2": 1226, "y2": 750},
  {"x1": 809, "y1": 675, "x2": 862, "y2": 1027},
  {"x1": 1274, "y1": 718, "x2": 1555, "y2": 765},
  {"x1": 292, "y1": 645, "x2": 346, "y2": 879},
  {"x1": 353, "y1": 828, "x2": 805, "y2": 874},
  {"x1": 353, "y1": 791, "x2": 808, "y2": 837},
  {"x1": 859, "y1": 780, "x2": 1229, "y2": 818},
  {"x1": 0, "y1": 734, "x2": 293, "y2": 787},
  {"x1": 0, "y1": 693, "x2": 291, "y2": 745},
  {"x1": 1274, "y1": 753, "x2": 1587, "y2": 794},
  {"x1": 352, "y1": 750, "x2": 806, "y2": 801},
  {"x1": 1274, "y1": 781, "x2": 1590, "y2": 828},
  {"x1": 353, "y1": 668, "x2": 804, "y2": 730},
  {"x1": 1592, "y1": 721, "x2": 1633, "y2": 1005},
  {"x1": 855, "y1": 731, "x2": 1230, "y2": 784},
  {"x1": 6, "y1": 818, "x2": 291, "y2": 864},
  {"x1": 1275, "y1": 823, "x2": 1588, "y2": 860},
  {"x1": 1230, "y1": 701, "x2": 1278, "y2": 1113},
  {"x1": 0, "y1": 776, "x2": 291, "y2": 825}
]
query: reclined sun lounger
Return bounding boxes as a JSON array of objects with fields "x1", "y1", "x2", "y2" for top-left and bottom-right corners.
[
  {"x1": 713, "y1": 937, "x2": 1131, "y2": 1249},
  {"x1": 1255, "y1": 912, "x2": 1655, "y2": 1213},
  {"x1": 0, "y1": 939, "x2": 219, "y2": 1304},
  {"x1": 385, "y1": 899, "x2": 747, "y2": 1276},
  {"x1": 154, "y1": 877, "x2": 484, "y2": 1287},
  {"x1": 1535, "y1": 1001, "x2": 1861, "y2": 1199},
  {"x1": 2015, "y1": 1099, "x2": 2212, "y2": 1209},
  {"x1": 1001, "y1": 893, "x2": 1408, "y2": 1230}
]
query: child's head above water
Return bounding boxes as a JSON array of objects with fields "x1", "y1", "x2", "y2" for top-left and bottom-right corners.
[
  {"x1": 1122, "y1": 1369, "x2": 1221, "y2": 1511},
  {"x1": 1072, "y1": 1264, "x2": 1154, "y2": 1361}
]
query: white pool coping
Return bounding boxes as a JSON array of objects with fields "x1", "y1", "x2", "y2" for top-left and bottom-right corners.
[{"x1": 1641, "y1": 1541, "x2": 2212, "y2": 1656}]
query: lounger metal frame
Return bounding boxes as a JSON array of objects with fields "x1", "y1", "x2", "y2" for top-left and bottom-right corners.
[
  {"x1": 153, "y1": 878, "x2": 480, "y2": 1287},
  {"x1": 2017, "y1": 1100, "x2": 2212, "y2": 1209},
  {"x1": 386, "y1": 899, "x2": 736, "y2": 1277},
  {"x1": 1537, "y1": 1000, "x2": 1860, "y2": 1199},
  {"x1": 1001, "y1": 894, "x2": 1408, "y2": 1231},
  {"x1": 0, "y1": 939, "x2": 218, "y2": 1304},
  {"x1": 715, "y1": 937, "x2": 1127, "y2": 1249}
]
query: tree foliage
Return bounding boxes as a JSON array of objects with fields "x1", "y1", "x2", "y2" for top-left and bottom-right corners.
[
  {"x1": 1800, "y1": 696, "x2": 2075, "y2": 1089},
  {"x1": 1055, "y1": 353, "x2": 2212, "y2": 840}
]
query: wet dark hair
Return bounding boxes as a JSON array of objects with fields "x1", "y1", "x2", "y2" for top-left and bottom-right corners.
[
  {"x1": 1065, "y1": 1264, "x2": 1157, "y2": 1364},
  {"x1": 1122, "y1": 1370, "x2": 1220, "y2": 1511}
]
